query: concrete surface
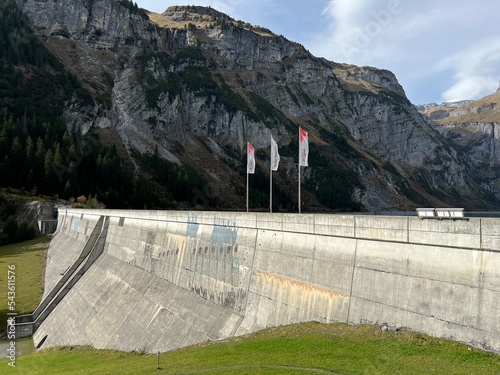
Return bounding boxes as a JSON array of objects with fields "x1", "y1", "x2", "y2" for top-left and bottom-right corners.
[{"x1": 30, "y1": 209, "x2": 500, "y2": 353}]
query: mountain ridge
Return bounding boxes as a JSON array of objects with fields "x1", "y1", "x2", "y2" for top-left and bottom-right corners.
[
  {"x1": 420, "y1": 85, "x2": 500, "y2": 198},
  {"x1": 5, "y1": 0, "x2": 500, "y2": 211}
]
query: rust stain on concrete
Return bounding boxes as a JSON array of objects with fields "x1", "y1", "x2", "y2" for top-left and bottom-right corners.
[{"x1": 256, "y1": 270, "x2": 348, "y2": 299}]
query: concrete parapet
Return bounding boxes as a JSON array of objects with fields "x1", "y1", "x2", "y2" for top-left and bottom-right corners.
[
  {"x1": 480, "y1": 219, "x2": 500, "y2": 250},
  {"x1": 314, "y1": 214, "x2": 355, "y2": 237},
  {"x1": 255, "y1": 213, "x2": 282, "y2": 231},
  {"x1": 283, "y1": 213, "x2": 315, "y2": 233},
  {"x1": 355, "y1": 215, "x2": 409, "y2": 242},
  {"x1": 409, "y1": 217, "x2": 481, "y2": 248}
]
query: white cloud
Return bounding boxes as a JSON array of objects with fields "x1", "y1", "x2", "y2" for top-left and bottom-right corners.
[
  {"x1": 306, "y1": 0, "x2": 410, "y2": 75},
  {"x1": 309, "y1": 0, "x2": 500, "y2": 103},
  {"x1": 441, "y1": 76, "x2": 496, "y2": 103},
  {"x1": 435, "y1": 37, "x2": 500, "y2": 101}
]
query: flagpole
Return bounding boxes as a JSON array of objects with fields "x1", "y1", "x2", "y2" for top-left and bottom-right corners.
[
  {"x1": 269, "y1": 135, "x2": 272, "y2": 212},
  {"x1": 270, "y1": 157, "x2": 273, "y2": 213},
  {"x1": 298, "y1": 164, "x2": 301, "y2": 214},
  {"x1": 247, "y1": 142, "x2": 255, "y2": 212},
  {"x1": 298, "y1": 128, "x2": 301, "y2": 214},
  {"x1": 298, "y1": 127, "x2": 308, "y2": 214}
]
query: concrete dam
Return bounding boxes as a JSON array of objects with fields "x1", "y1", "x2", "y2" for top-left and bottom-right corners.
[{"x1": 23, "y1": 209, "x2": 500, "y2": 353}]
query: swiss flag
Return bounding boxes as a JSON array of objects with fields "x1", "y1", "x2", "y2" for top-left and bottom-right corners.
[
  {"x1": 299, "y1": 127, "x2": 308, "y2": 167},
  {"x1": 247, "y1": 142, "x2": 255, "y2": 174}
]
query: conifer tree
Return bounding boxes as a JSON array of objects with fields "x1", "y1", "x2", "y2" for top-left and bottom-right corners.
[
  {"x1": 10, "y1": 136, "x2": 23, "y2": 166},
  {"x1": 25, "y1": 135, "x2": 34, "y2": 164},
  {"x1": 1, "y1": 155, "x2": 11, "y2": 186},
  {"x1": 63, "y1": 179, "x2": 72, "y2": 198},
  {"x1": 0, "y1": 128, "x2": 8, "y2": 157},
  {"x1": 44, "y1": 148, "x2": 54, "y2": 192}
]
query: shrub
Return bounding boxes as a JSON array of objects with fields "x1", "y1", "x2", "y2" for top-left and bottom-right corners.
[{"x1": 2, "y1": 217, "x2": 36, "y2": 244}]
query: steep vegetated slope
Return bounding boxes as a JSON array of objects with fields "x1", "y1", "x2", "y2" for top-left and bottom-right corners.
[{"x1": 2, "y1": 0, "x2": 499, "y2": 211}]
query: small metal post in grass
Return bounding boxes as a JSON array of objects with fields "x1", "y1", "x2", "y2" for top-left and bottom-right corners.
[{"x1": 156, "y1": 350, "x2": 160, "y2": 370}]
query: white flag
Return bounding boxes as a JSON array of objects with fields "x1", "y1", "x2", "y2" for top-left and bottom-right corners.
[
  {"x1": 247, "y1": 142, "x2": 255, "y2": 174},
  {"x1": 299, "y1": 127, "x2": 309, "y2": 167},
  {"x1": 271, "y1": 136, "x2": 280, "y2": 171}
]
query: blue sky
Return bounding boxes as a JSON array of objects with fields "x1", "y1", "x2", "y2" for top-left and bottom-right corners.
[{"x1": 134, "y1": 0, "x2": 500, "y2": 105}]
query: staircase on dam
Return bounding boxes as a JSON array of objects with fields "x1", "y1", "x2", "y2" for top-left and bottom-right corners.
[
  {"x1": 22, "y1": 209, "x2": 500, "y2": 354},
  {"x1": 15, "y1": 216, "x2": 110, "y2": 339}
]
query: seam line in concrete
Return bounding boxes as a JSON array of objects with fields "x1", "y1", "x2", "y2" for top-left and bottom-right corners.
[
  {"x1": 325, "y1": 233, "x2": 500, "y2": 254},
  {"x1": 480, "y1": 218, "x2": 483, "y2": 250},
  {"x1": 242, "y1": 228, "x2": 259, "y2": 319},
  {"x1": 407, "y1": 217, "x2": 409, "y2": 243},
  {"x1": 346, "y1": 238, "x2": 358, "y2": 324},
  {"x1": 352, "y1": 296, "x2": 494, "y2": 332},
  {"x1": 357, "y1": 265, "x2": 500, "y2": 293}
]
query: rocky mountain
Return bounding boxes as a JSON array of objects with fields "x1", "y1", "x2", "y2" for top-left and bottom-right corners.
[
  {"x1": 421, "y1": 86, "x2": 500, "y2": 199},
  {"x1": 417, "y1": 100, "x2": 475, "y2": 121},
  {"x1": 7, "y1": 0, "x2": 500, "y2": 211},
  {"x1": 416, "y1": 100, "x2": 474, "y2": 112}
]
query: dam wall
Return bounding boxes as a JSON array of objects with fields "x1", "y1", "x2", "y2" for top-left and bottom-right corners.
[{"x1": 32, "y1": 209, "x2": 500, "y2": 353}]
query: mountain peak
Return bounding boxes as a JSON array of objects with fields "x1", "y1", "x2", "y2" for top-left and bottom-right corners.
[
  {"x1": 162, "y1": 5, "x2": 232, "y2": 21},
  {"x1": 149, "y1": 5, "x2": 234, "y2": 31},
  {"x1": 149, "y1": 4, "x2": 275, "y2": 37}
]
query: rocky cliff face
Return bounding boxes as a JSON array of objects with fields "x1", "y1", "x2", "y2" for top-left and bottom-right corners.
[
  {"x1": 15, "y1": 0, "x2": 500, "y2": 211},
  {"x1": 423, "y1": 89, "x2": 500, "y2": 200},
  {"x1": 18, "y1": 0, "x2": 153, "y2": 48}
]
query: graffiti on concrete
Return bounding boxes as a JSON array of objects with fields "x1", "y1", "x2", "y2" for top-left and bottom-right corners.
[
  {"x1": 210, "y1": 216, "x2": 238, "y2": 247},
  {"x1": 187, "y1": 215, "x2": 244, "y2": 311},
  {"x1": 186, "y1": 212, "x2": 200, "y2": 238},
  {"x1": 127, "y1": 213, "x2": 245, "y2": 312}
]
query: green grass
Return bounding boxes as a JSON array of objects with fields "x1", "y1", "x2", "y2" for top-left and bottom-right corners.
[
  {"x1": 0, "y1": 235, "x2": 50, "y2": 334},
  {"x1": 1, "y1": 323, "x2": 499, "y2": 374}
]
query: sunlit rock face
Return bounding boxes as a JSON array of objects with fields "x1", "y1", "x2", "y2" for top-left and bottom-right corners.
[{"x1": 16, "y1": 1, "x2": 499, "y2": 210}]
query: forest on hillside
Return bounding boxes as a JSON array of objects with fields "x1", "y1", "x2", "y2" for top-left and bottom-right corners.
[{"x1": 0, "y1": 0, "x2": 212, "y2": 212}]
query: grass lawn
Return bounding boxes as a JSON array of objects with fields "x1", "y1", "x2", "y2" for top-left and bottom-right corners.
[
  {"x1": 0, "y1": 236, "x2": 50, "y2": 334},
  {"x1": 1, "y1": 322, "x2": 499, "y2": 374}
]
